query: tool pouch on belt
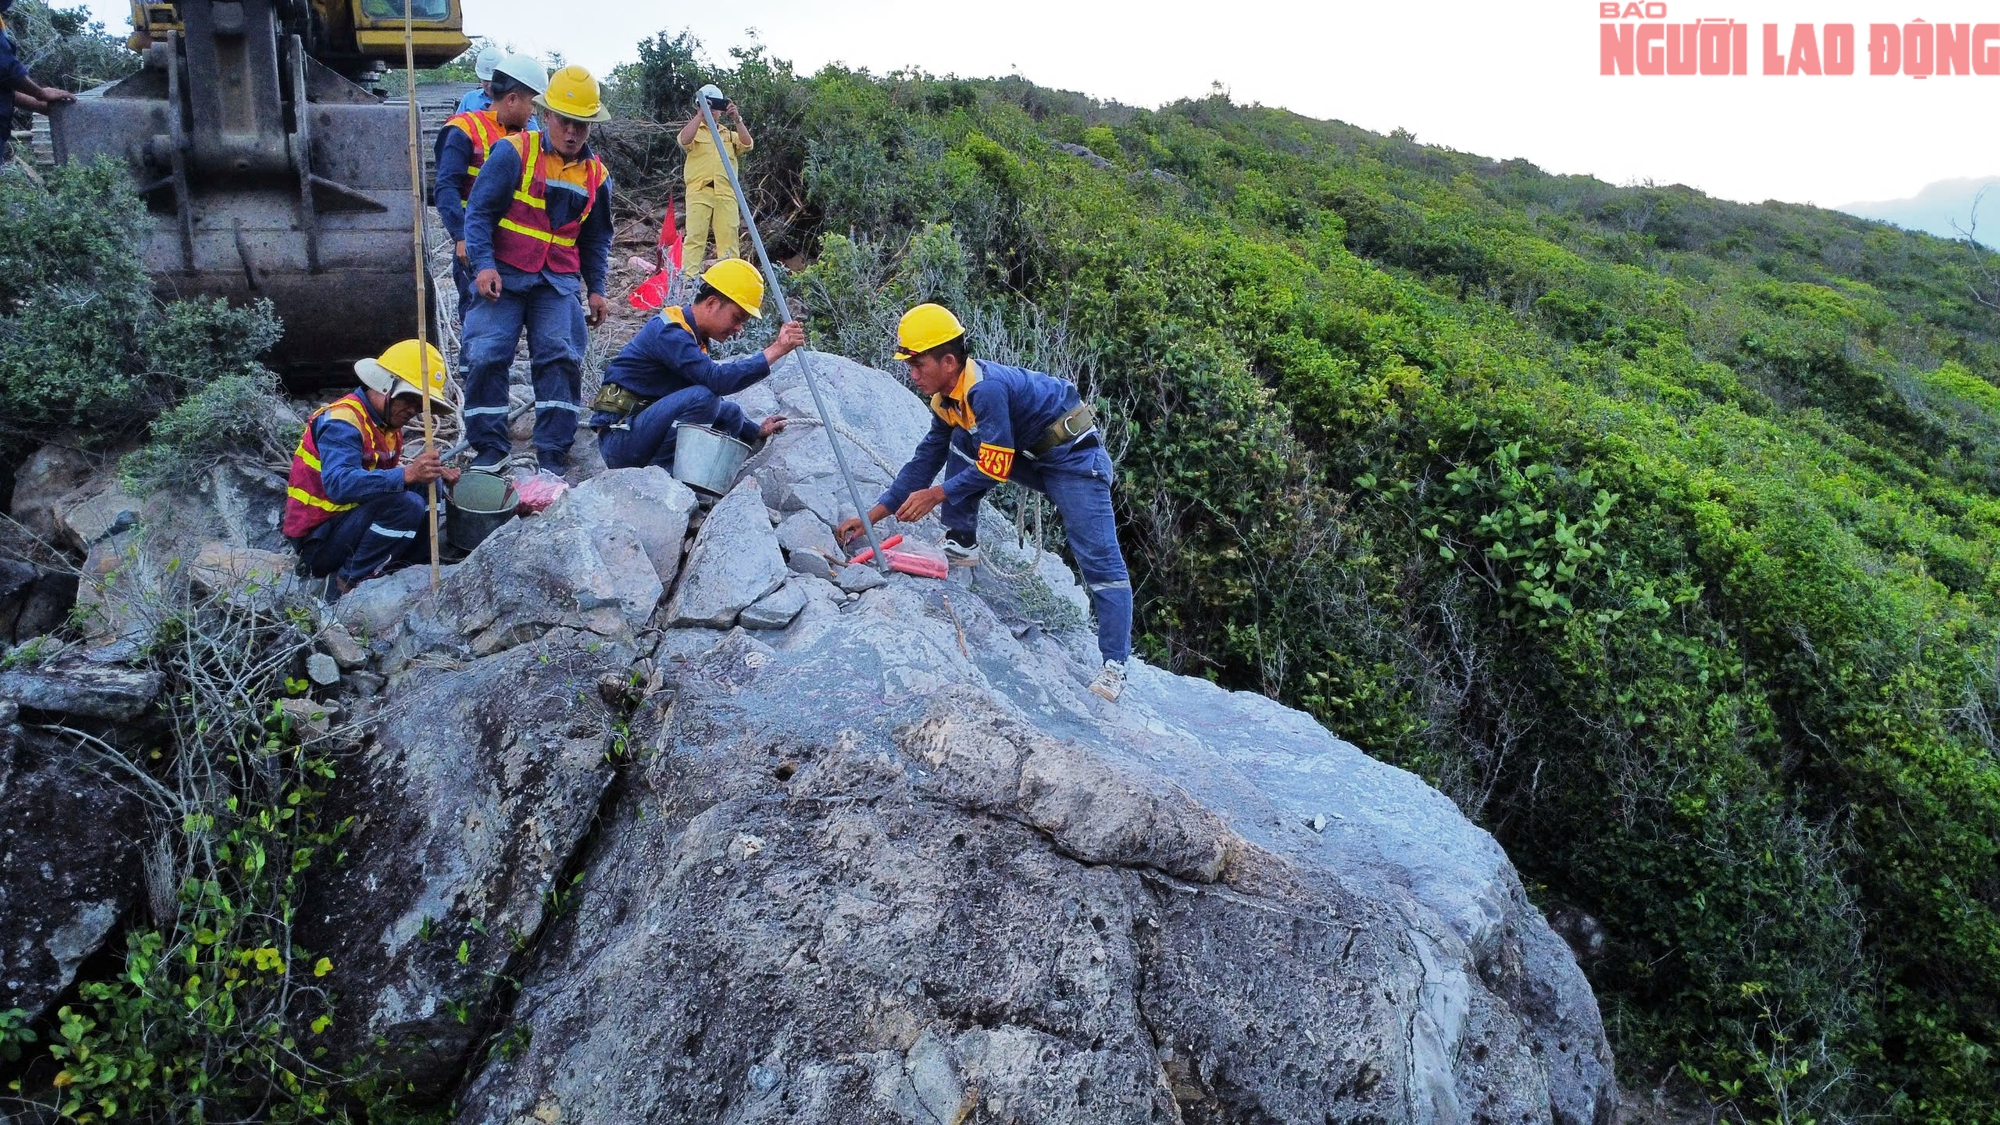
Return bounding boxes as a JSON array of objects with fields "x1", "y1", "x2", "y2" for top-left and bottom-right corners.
[
  {"x1": 1029, "y1": 403, "x2": 1098, "y2": 456},
  {"x1": 590, "y1": 383, "x2": 652, "y2": 419}
]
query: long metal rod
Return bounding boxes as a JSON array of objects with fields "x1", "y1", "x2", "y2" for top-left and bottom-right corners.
[
  {"x1": 697, "y1": 97, "x2": 888, "y2": 572},
  {"x1": 402, "y1": 0, "x2": 440, "y2": 588}
]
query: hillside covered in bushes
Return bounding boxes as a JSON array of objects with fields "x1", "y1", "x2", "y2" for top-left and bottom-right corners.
[{"x1": 599, "y1": 33, "x2": 2000, "y2": 1122}]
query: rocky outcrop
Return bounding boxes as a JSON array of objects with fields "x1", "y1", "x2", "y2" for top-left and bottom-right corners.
[
  {"x1": 427, "y1": 354, "x2": 1616, "y2": 1123},
  {"x1": 0, "y1": 702, "x2": 148, "y2": 1023},
  {"x1": 1, "y1": 353, "x2": 1616, "y2": 1123},
  {"x1": 294, "y1": 629, "x2": 637, "y2": 1089}
]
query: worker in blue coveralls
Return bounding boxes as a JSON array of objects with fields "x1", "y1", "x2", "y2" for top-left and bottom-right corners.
[
  {"x1": 432, "y1": 53, "x2": 543, "y2": 324},
  {"x1": 837, "y1": 303, "x2": 1134, "y2": 702},
  {"x1": 588, "y1": 258, "x2": 804, "y2": 470},
  {"x1": 459, "y1": 65, "x2": 613, "y2": 473},
  {"x1": 0, "y1": 0, "x2": 74, "y2": 161},
  {"x1": 282, "y1": 341, "x2": 458, "y2": 596}
]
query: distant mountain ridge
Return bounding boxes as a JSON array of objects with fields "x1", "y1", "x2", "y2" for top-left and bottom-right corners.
[{"x1": 1839, "y1": 174, "x2": 2000, "y2": 242}]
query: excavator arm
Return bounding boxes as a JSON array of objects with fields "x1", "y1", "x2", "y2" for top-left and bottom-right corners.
[{"x1": 52, "y1": 0, "x2": 468, "y2": 380}]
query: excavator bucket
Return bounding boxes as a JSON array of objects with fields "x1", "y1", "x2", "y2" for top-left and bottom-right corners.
[{"x1": 49, "y1": 0, "x2": 430, "y2": 384}]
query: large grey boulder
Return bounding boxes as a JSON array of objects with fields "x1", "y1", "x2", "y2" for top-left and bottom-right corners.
[
  {"x1": 744, "y1": 352, "x2": 932, "y2": 526},
  {"x1": 660, "y1": 476, "x2": 785, "y2": 629},
  {"x1": 550, "y1": 466, "x2": 698, "y2": 589},
  {"x1": 294, "y1": 630, "x2": 639, "y2": 1091},
  {"x1": 8, "y1": 444, "x2": 101, "y2": 547},
  {"x1": 446, "y1": 354, "x2": 1615, "y2": 1125},
  {"x1": 0, "y1": 710, "x2": 147, "y2": 1022},
  {"x1": 138, "y1": 460, "x2": 292, "y2": 556},
  {"x1": 0, "y1": 646, "x2": 163, "y2": 721},
  {"x1": 332, "y1": 564, "x2": 448, "y2": 642},
  {"x1": 390, "y1": 492, "x2": 664, "y2": 666}
]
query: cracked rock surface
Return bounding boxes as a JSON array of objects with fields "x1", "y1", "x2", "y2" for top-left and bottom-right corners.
[{"x1": 440, "y1": 355, "x2": 1617, "y2": 1125}]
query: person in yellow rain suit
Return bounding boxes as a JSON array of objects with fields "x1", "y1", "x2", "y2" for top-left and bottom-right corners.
[{"x1": 676, "y1": 87, "x2": 753, "y2": 278}]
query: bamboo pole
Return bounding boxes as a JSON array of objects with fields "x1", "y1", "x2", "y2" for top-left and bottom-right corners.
[{"x1": 401, "y1": 0, "x2": 440, "y2": 589}]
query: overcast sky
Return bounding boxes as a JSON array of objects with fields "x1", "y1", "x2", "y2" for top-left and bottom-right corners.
[{"x1": 79, "y1": 0, "x2": 2000, "y2": 212}]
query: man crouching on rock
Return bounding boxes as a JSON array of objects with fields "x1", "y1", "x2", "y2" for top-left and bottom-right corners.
[
  {"x1": 283, "y1": 341, "x2": 458, "y2": 596},
  {"x1": 589, "y1": 258, "x2": 804, "y2": 470},
  {"x1": 837, "y1": 303, "x2": 1134, "y2": 702}
]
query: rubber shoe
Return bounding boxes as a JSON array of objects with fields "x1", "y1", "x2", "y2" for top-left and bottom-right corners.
[
  {"x1": 945, "y1": 540, "x2": 980, "y2": 567},
  {"x1": 1089, "y1": 659, "x2": 1126, "y2": 702},
  {"x1": 469, "y1": 449, "x2": 509, "y2": 473}
]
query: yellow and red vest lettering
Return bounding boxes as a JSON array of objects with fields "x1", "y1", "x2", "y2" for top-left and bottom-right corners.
[
  {"x1": 490, "y1": 131, "x2": 609, "y2": 277},
  {"x1": 282, "y1": 393, "x2": 403, "y2": 539},
  {"x1": 975, "y1": 443, "x2": 1015, "y2": 480}
]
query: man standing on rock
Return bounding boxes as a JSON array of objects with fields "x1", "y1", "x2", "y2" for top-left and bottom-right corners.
[
  {"x1": 283, "y1": 341, "x2": 459, "y2": 596},
  {"x1": 837, "y1": 304, "x2": 1134, "y2": 702},
  {"x1": 460, "y1": 65, "x2": 613, "y2": 474},
  {"x1": 432, "y1": 53, "x2": 544, "y2": 324},
  {"x1": 589, "y1": 258, "x2": 804, "y2": 471}
]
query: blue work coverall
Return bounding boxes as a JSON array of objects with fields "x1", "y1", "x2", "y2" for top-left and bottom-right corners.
[
  {"x1": 0, "y1": 9, "x2": 29, "y2": 163},
  {"x1": 431, "y1": 122, "x2": 493, "y2": 322},
  {"x1": 460, "y1": 131, "x2": 613, "y2": 470},
  {"x1": 589, "y1": 305, "x2": 768, "y2": 468},
  {"x1": 294, "y1": 393, "x2": 437, "y2": 585},
  {"x1": 878, "y1": 359, "x2": 1133, "y2": 664}
]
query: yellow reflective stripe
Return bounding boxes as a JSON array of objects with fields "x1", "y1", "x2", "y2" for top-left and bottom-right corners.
[
  {"x1": 498, "y1": 217, "x2": 555, "y2": 242},
  {"x1": 516, "y1": 132, "x2": 538, "y2": 194},
  {"x1": 286, "y1": 487, "x2": 355, "y2": 514},
  {"x1": 298, "y1": 449, "x2": 322, "y2": 471},
  {"x1": 510, "y1": 189, "x2": 547, "y2": 210}
]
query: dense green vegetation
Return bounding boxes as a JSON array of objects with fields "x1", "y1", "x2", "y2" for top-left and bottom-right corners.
[{"x1": 606, "y1": 35, "x2": 2000, "y2": 1122}]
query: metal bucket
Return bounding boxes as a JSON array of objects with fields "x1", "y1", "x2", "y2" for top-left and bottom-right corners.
[
  {"x1": 672, "y1": 423, "x2": 752, "y2": 497},
  {"x1": 446, "y1": 471, "x2": 518, "y2": 553}
]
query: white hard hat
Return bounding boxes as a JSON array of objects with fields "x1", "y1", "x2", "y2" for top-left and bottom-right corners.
[
  {"x1": 493, "y1": 52, "x2": 548, "y2": 94},
  {"x1": 473, "y1": 44, "x2": 504, "y2": 81}
]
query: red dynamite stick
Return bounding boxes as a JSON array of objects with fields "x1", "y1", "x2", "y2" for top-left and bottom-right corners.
[
  {"x1": 847, "y1": 534, "x2": 904, "y2": 566},
  {"x1": 885, "y1": 549, "x2": 948, "y2": 579}
]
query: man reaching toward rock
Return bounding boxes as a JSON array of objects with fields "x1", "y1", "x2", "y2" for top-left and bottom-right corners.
[
  {"x1": 838, "y1": 303, "x2": 1134, "y2": 701},
  {"x1": 283, "y1": 341, "x2": 458, "y2": 596},
  {"x1": 588, "y1": 258, "x2": 804, "y2": 470}
]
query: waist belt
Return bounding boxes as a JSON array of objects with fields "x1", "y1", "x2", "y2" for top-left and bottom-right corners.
[
  {"x1": 1028, "y1": 403, "x2": 1098, "y2": 457},
  {"x1": 590, "y1": 383, "x2": 654, "y2": 422}
]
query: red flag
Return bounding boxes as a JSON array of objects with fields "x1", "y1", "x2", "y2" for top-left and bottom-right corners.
[
  {"x1": 659, "y1": 203, "x2": 683, "y2": 270},
  {"x1": 628, "y1": 203, "x2": 687, "y2": 310}
]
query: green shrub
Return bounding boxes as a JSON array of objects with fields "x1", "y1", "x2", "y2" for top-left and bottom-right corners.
[{"x1": 0, "y1": 160, "x2": 282, "y2": 466}]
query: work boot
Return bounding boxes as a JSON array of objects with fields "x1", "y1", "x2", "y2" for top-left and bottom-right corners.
[
  {"x1": 945, "y1": 527, "x2": 979, "y2": 567},
  {"x1": 1089, "y1": 659, "x2": 1126, "y2": 702},
  {"x1": 538, "y1": 451, "x2": 568, "y2": 475},
  {"x1": 469, "y1": 448, "x2": 509, "y2": 473}
]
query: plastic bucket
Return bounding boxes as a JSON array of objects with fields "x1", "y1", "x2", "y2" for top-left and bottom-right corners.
[
  {"x1": 446, "y1": 470, "x2": 518, "y2": 552},
  {"x1": 672, "y1": 423, "x2": 752, "y2": 497}
]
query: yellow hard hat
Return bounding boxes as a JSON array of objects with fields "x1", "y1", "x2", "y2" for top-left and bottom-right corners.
[
  {"x1": 535, "y1": 65, "x2": 611, "y2": 123},
  {"x1": 699, "y1": 258, "x2": 764, "y2": 318},
  {"x1": 356, "y1": 340, "x2": 453, "y2": 414},
  {"x1": 894, "y1": 303, "x2": 966, "y2": 360}
]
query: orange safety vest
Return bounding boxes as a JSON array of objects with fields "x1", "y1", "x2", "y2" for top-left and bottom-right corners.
[
  {"x1": 282, "y1": 392, "x2": 404, "y2": 539},
  {"x1": 491, "y1": 130, "x2": 609, "y2": 277},
  {"x1": 441, "y1": 109, "x2": 508, "y2": 206}
]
